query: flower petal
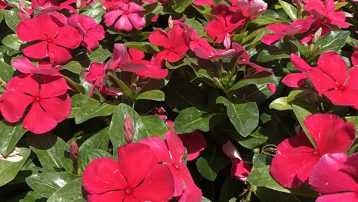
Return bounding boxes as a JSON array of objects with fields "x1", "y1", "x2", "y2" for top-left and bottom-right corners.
[
  {"x1": 308, "y1": 68, "x2": 337, "y2": 94},
  {"x1": 149, "y1": 30, "x2": 169, "y2": 47},
  {"x1": 282, "y1": 73, "x2": 308, "y2": 88},
  {"x1": 54, "y1": 26, "x2": 82, "y2": 49},
  {"x1": 87, "y1": 191, "x2": 125, "y2": 202},
  {"x1": 140, "y1": 136, "x2": 171, "y2": 162},
  {"x1": 22, "y1": 41, "x2": 49, "y2": 59},
  {"x1": 22, "y1": 102, "x2": 58, "y2": 134},
  {"x1": 316, "y1": 192, "x2": 358, "y2": 202},
  {"x1": 40, "y1": 94, "x2": 71, "y2": 122},
  {"x1": 165, "y1": 131, "x2": 185, "y2": 164},
  {"x1": 0, "y1": 92, "x2": 33, "y2": 123},
  {"x1": 317, "y1": 52, "x2": 347, "y2": 85},
  {"x1": 39, "y1": 76, "x2": 69, "y2": 98},
  {"x1": 83, "y1": 158, "x2": 127, "y2": 194},
  {"x1": 48, "y1": 43, "x2": 72, "y2": 65}
]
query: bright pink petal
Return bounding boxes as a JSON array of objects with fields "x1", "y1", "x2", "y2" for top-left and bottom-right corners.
[
  {"x1": 22, "y1": 102, "x2": 58, "y2": 134},
  {"x1": 309, "y1": 153, "x2": 358, "y2": 194},
  {"x1": 6, "y1": 74, "x2": 39, "y2": 96},
  {"x1": 87, "y1": 191, "x2": 125, "y2": 202},
  {"x1": 115, "y1": 15, "x2": 133, "y2": 32},
  {"x1": 16, "y1": 15, "x2": 47, "y2": 42},
  {"x1": 128, "y1": 2, "x2": 145, "y2": 12},
  {"x1": 261, "y1": 34, "x2": 283, "y2": 45},
  {"x1": 39, "y1": 76, "x2": 69, "y2": 98},
  {"x1": 149, "y1": 30, "x2": 169, "y2": 47},
  {"x1": 317, "y1": 52, "x2": 347, "y2": 85},
  {"x1": 140, "y1": 136, "x2": 171, "y2": 162},
  {"x1": 352, "y1": 50, "x2": 358, "y2": 66},
  {"x1": 290, "y1": 53, "x2": 311, "y2": 72},
  {"x1": 316, "y1": 192, "x2": 358, "y2": 202},
  {"x1": 270, "y1": 133, "x2": 319, "y2": 188},
  {"x1": 117, "y1": 143, "x2": 157, "y2": 188},
  {"x1": 231, "y1": 158, "x2": 251, "y2": 181},
  {"x1": 324, "y1": 89, "x2": 358, "y2": 106},
  {"x1": 174, "y1": 164, "x2": 202, "y2": 201},
  {"x1": 84, "y1": 25, "x2": 105, "y2": 51},
  {"x1": 22, "y1": 41, "x2": 49, "y2": 59},
  {"x1": 104, "y1": 10, "x2": 123, "y2": 27},
  {"x1": 345, "y1": 67, "x2": 358, "y2": 90},
  {"x1": 282, "y1": 73, "x2": 308, "y2": 88},
  {"x1": 48, "y1": 43, "x2": 73, "y2": 64},
  {"x1": 39, "y1": 94, "x2": 71, "y2": 122},
  {"x1": 304, "y1": 114, "x2": 355, "y2": 154},
  {"x1": 163, "y1": 50, "x2": 183, "y2": 63},
  {"x1": 165, "y1": 131, "x2": 185, "y2": 164},
  {"x1": 308, "y1": 68, "x2": 337, "y2": 94},
  {"x1": 0, "y1": 92, "x2": 33, "y2": 123},
  {"x1": 54, "y1": 26, "x2": 82, "y2": 49},
  {"x1": 128, "y1": 13, "x2": 145, "y2": 30},
  {"x1": 132, "y1": 164, "x2": 174, "y2": 201},
  {"x1": 83, "y1": 158, "x2": 127, "y2": 194}
]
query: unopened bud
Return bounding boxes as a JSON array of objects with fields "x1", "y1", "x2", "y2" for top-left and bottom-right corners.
[
  {"x1": 69, "y1": 140, "x2": 79, "y2": 162},
  {"x1": 124, "y1": 113, "x2": 134, "y2": 143}
]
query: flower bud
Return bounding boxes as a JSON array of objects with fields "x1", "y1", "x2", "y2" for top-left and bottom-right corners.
[
  {"x1": 70, "y1": 140, "x2": 79, "y2": 162},
  {"x1": 124, "y1": 113, "x2": 134, "y2": 143}
]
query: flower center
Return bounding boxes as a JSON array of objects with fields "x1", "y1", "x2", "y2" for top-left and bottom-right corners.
[
  {"x1": 123, "y1": 10, "x2": 130, "y2": 15},
  {"x1": 46, "y1": 38, "x2": 54, "y2": 43},
  {"x1": 33, "y1": 96, "x2": 41, "y2": 102},
  {"x1": 337, "y1": 84, "x2": 345, "y2": 90},
  {"x1": 125, "y1": 188, "x2": 132, "y2": 194}
]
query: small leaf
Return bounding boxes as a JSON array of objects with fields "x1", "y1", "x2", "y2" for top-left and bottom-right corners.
[
  {"x1": 47, "y1": 178, "x2": 85, "y2": 202},
  {"x1": 0, "y1": 147, "x2": 30, "y2": 187},
  {"x1": 269, "y1": 97, "x2": 292, "y2": 111},
  {"x1": 88, "y1": 45, "x2": 111, "y2": 63},
  {"x1": 136, "y1": 90, "x2": 165, "y2": 101},
  {"x1": 2, "y1": 9, "x2": 21, "y2": 32},
  {"x1": 0, "y1": 60, "x2": 15, "y2": 82},
  {"x1": 217, "y1": 97, "x2": 259, "y2": 137},
  {"x1": 27, "y1": 133, "x2": 73, "y2": 172},
  {"x1": 141, "y1": 115, "x2": 169, "y2": 137},
  {"x1": 196, "y1": 157, "x2": 217, "y2": 181},
  {"x1": 278, "y1": 0, "x2": 298, "y2": 21},
  {"x1": 168, "y1": 0, "x2": 193, "y2": 13},
  {"x1": 79, "y1": 127, "x2": 110, "y2": 152},
  {"x1": 2, "y1": 34, "x2": 22, "y2": 50},
  {"x1": 62, "y1": 61, "x2": 83, "y2": 74},
  {"x1": 77, "y1": 149, "x2": 112, "y2": 173},
  {"x1": 174, "y1": 107, "x2": 221, "y2": 134},
  {"x1": 69, "y1": 94, "x2": 117, "y2": 124},
  {"x1": 0, "y1": 121, "x2": 27, "y2": 156},
  {"x1": 26, "y1": 172, "x2": 78, "y2": 198},
  {"x1": 313, "y1": 31, "x2": 350, "y2": 57},
  {"x1": 81, "y1": 2, "x2": 105, "y2": 24}
]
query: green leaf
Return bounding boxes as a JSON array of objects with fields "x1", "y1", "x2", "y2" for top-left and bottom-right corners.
[
  {"x1": 313, "y1": 31, "x2": 350, "y2": 57},
  {"x1": 69, "y1": 94, "x2": 117, "y2": 124},
  {"x1": 141, "y1": 115, "x2": 169, "y2": 137},
  {"x1": 136, "y1": 90, "x2": 165, "y2": 101},
  {"x1": 237, "y1": 128, "x2": 269, "y2": 149},
  {"x1": 26, "y1": 172, "x2": 78, "y2": 198},
  {"x1": 196, "y1": 157, "x2": 217, "y2": 181},
  {"x1": 2, "y1": 34, "x2": 22, "y2": 50},
  {"x1": 184, "y1": 18, "x2": 205, "y2": 37},
  {"x1": 125, "y1": 41, "x2": 159, "y2": 53},
  {"x1": 196, "y1": 148, "x2": 229, "y2": 182},
  {"x1": 217, "y1": 97, "x2": 259, "y2": 137},
  {"x1": 81, "y1": 2, "x2": 105, "y2": 24},
  {"x1": 0, "y1": 121, "x2": 27, "y2": 156},
  {"x1": 278, "y1": 0, "x2": 298, "y2": 21},
  {"x1": 248, "y1": 154, "x2": 289, "y2": 193},
  {"x1": 47, "y1": 178, "x2": 85, "y2": 202},
  {"x1": 78, "y1": 149, "x2": 112, "y2": 172},
  {"x1": 255, "y1": 187, "x2": 300, "y2": 202},
  {"x1": 230, "y1": 74, "x2": 278, "y2": 91},
  {"x1": 62, "y1": 61, "x2": 83, "y2": 74},
  {"x1": 109, "y1": 104, "x2": 150, "y2": 149},
  {"x1": 19, "y1": 191, "x2": 46, "y2": 202},
  {"x1": 0, "y1": 60, "x2": 14, "y2": 82},
  {"x1": 174, "y1": 107, "x2": 221, "y2": 134},
  {"x1": 269, "y1": 97, "x2": 292, "y2": 111},
  {"x1": 79, "y1": 127, "x2": 110, "y2": 152},
  {"x1": 169, "y1": 0, "x2": 193, "y2": 13},
  {"x1": 27, "y1": 133, "x2": 73, "y2": 172},
  {"x1": 2, "y1": 9, "x2": 21, "y2": 32},
  {"x1": 88, "y1": 45, "x2": 111, "y2": 63},
  {"x1": 292, "y1": 104, "x2": 316, "y2": 148},
  {"x1": 257, "y1": 50, "x2": 290, "y2": 63},
  {"x1": 0, "y1": 147, "x2": 30, "y2": 187}
]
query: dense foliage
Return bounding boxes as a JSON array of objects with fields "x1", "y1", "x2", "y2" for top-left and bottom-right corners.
[{"x1": 0, "y1": 0, "x2": 357, "y2": 201}]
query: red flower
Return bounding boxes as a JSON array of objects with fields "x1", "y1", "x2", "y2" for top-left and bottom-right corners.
[
  {"x1": 309, "y1": 153, "x2": 358, "y2": 202},
  {"x1": 222, "y1": 140, "x2": 251, "y2": 181},
  {"x1": 180, "y1": 131, "x2": 207, "y2": 161},
  {"x1": 282, "y1": 53, "x2": 311, "y2": 88},
  {"x1": 308, "y1": 52, "x2": 358, "y2": 107},
  {"x1": 68, "y1": 14, "x2": 105, "y2": 52},
  {"x1": 82, "y1": 143, "x2": 174, "y2": 202},
  {"x1": 149, "y1": 25, "x2": 190, "y2": 63},
  {"x1": 229, "y1": 0, "x2": 268, "y2": 19},
  {"x1": 304, "y1": 0, "x2": 350, "y2": 28},
  {"x1": 352, "y1": 50, "x2": 358, "y2": 67},
  {"x1": 31, "y1": 0, "x2": 77, "y2": 12},
  {"x1": 104, "y1": 2, "x2": 146, "y2": 32},
  {"x1": 141, "y1": 131, "x2": 203, "y2": 202},
  {"x1": 205, "y1": 13, "x2": 245, "y2": 49},
  {"x1": 0, "y1": 0, "x2": 9, "y2": 9},
  {"x1": 262, "y1": 15, "x2": 314, "y2": 45},
  {"x1": 84, "y1": 62, "x2": 107, "y2": 95},
  {"x1": 270, "y1": 114, "x2": 355, "y2": 188},
  {"x1": 193, "y1": 0, "x2": 213, "y2": 6},
  {"x1": 0, "y1": 74, "x2": 71, "y2": 134},
  {"x1": 12, "y1": 56, "x2": 61, "y2": 75},
  {"x1": 16, "y1": 14, "x2": 82, "y2": 64}
]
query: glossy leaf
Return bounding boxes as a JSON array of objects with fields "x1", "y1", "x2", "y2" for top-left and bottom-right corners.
[
  {"x1": 0, "y1": 121, "x2": 27, "y2": 156},
  {"x1": 47, "y1": 178, "x2": 85, "y2": 202},
  {"x1": 136, "y1": 90, "x2": 165, "y2": 101}
]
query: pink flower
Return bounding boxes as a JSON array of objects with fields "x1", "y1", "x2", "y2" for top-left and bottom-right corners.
[
  {"x1": 193, "y1": 0, "x2": 213, "y2": 6},
  {"x1": 0, "y1": 0, "x2": 9, "y2": 9},
  {"x1": 16, "y1": 14, "x2": 82, "y2": 65},
  {"x1": 84, "y1": 62, "x2": 107, "y2": 95},
  {"x1": 205, "y1": 12, "x2": 245, "y2": 49},
  {"x1": 0, "y1": 74, "x2": 71, "y2": 134},
  {"x1": 12, "y1": 56, "x2": 61, "y2": 75},
  {"x1": 270, "y1": 114, "x2": 355, "y2": 188},
  {"x1": 104, "y1": 2, "x2": 146, "y2": 32},
  {"x1": 262, "y1": 15, "x2": 314, "y2": 45},
  {"x1": 304, "y1": 0, "x2": 350, "y2": 28},
  {"x1": 149, "y1": 25, "x2": 190, "y2": 63},
  {"x1": 229, "y1": 0, "x2": 267, "y2": 19},
  {"x1": 31, "y1": 0, "x2": 77, "y2": 12},
  {"x1": 352, "y1": 50, "x2": 358, "y2": 67},
  {"x1": 309, "y1": 153, "x2": 358, "y2": 202},
  {"x1": 282, "y1": 53, "x2": 311, "y2": 88},
  {"x1": 141, "y1": 131, "x2": 203, "y2": 202},
  {"x1": 308, "y1": 52, "x2": 358, "y2": 107},
  {"x1": 68, "y1": 14, "x2": 105, "y2": 51},
  {"x1": 180, "y1": 131, "x2": 207, "y2": 161},
  {"x1": 222, "y1": 140, "x2": 251, "y2": 181},
  {"x1": 83, "y1": 143, "x2": 174, "y2": 202}
]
